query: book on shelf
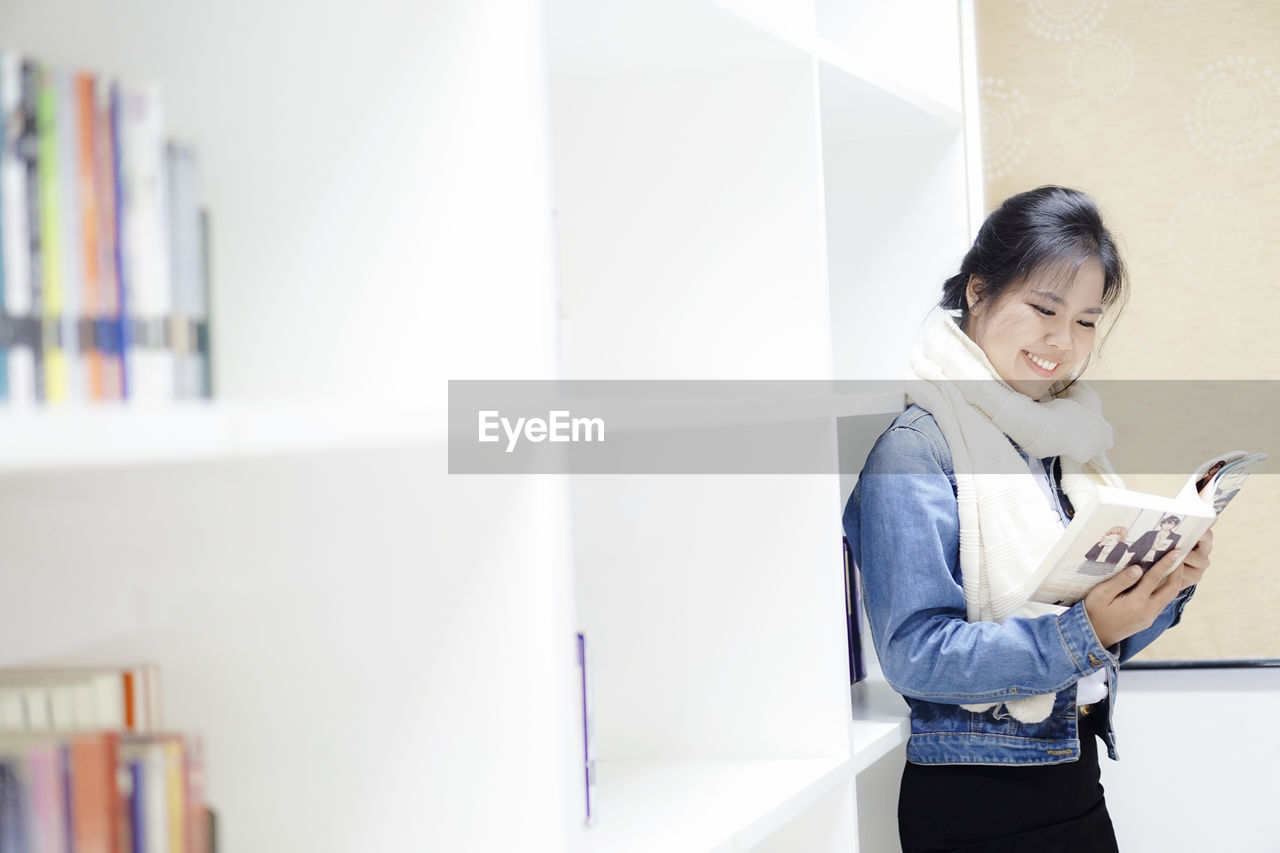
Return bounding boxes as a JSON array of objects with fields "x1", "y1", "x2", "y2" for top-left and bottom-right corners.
[
  {"x1": 842, "y1": 536, "x2": 866, "y2": 685},
  {"x1": 0, "y1": 665, "x2": 161, "y2": 734},
  {"x1": 575, "y1": 633, "x2": 596, "y2": 827},
  {"x1": 1027, "y1": 450, "x2": 1269, "y2": 607},
  {"x1": 0, "y1": 730, "x2": 211, "y2": 853},
  {"x1": 0, "y1": 665, "x2": 213, "y2": 853},
  {"x1": 0, "y1": 50, "x2": 212, "y2": 406}
]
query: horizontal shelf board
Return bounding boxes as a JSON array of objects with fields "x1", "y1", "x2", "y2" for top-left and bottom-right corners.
[
  {"x1": 0, "y1": 401, "x2": 447, "y2": 474},
  {"x1": 850, "y1": 678, "x2": 910, "y2": 774},
  {"x1": 816, "y1": 39, "x2": 963, "y2": 140},
  {"x1": 582, "y1": 757, "x2": 853, "y2": 853},
  {"x1": 547, "y1": 0, "x2": 808, "y2": 78}
]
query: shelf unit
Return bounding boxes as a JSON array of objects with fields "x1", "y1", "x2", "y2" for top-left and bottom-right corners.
[{"x1": 0, "y1": 1, "x2": 972, "y2": 851}]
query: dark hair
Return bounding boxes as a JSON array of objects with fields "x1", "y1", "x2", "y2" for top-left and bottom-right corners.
[{"x1": 940, "y1": 186, "x2": 1128, "y2": 349}]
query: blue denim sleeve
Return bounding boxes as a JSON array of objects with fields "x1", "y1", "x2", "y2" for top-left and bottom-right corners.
[{"x1": 844, "y1": 423, "x2": 1118, "y2": 704}]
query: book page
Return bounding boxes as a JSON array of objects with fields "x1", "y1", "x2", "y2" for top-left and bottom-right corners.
[{"x1": 1031, "y1": 504, "x2": 1214, "y2": 607}]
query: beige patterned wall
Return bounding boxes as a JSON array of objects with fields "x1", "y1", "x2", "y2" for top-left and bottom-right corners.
[{"x1": 974, "y1": 0, "x2": 1280, "y2": 661}]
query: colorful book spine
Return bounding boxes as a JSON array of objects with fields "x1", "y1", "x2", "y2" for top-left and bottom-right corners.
[
  {"x1": 70, "y1": 733, "x2": 121, "y2": 853},
  {"x1": 1, "y1": 52, "x2": 37, "y2": 406},
  {"x1": 165, "y1": 143, "x2": 206, "y2": 399},
  {"x1": 19, "y1": 59, "x2": 45, "y2": 403},
  {"x1": 196, "y1": 210, "x2": 211, "y2": 397},
  {"x1": 117, "y1": 80, "x2": 172, "y2": 402},
  {"x1": 0, "y1": 53, "x2": 208, "y2": 407},
  {"x1": 843, "y1": 536, "x2": 867, "y2": 684},
  {"x1": 0, "y1": 53, "x2": 11, "y2": 402},
  {"x1": 76, "y1": 72, "x2": 104, "y2": 401},
  {"x1": 36, "y1": 63, "x2": 67, "y2": 403},
  {"x1": 24, "y1": 742, "x2": 67, "y2": 853},
  {"x1": 0, "y1": 759, "x2": 30, "y2": 853},
  {"x1": 109, "y1": 79, "x2": 129, "y2": 401},
  {"x1": 95, "y1": 76, "x2": 124, "y2": 401},
  {"x1": 126, "y1": 759, "x2": 143, "y2": 853},
  {"x1": 57, "y1": 67, "x2": 84, "y2": 403}
]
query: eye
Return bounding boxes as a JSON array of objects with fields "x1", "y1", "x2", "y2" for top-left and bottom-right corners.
[
  {"x1": 1078, "y1": 320, "x2": 1096, "y2": 329},
  {"x1": 1030, "y1": 303, "x2": 1054, "y2": 316}
]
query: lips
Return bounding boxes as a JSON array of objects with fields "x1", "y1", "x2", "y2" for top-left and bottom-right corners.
[{"x1": 1023, "y1": 350, "x2": 1060, "y2": 376}]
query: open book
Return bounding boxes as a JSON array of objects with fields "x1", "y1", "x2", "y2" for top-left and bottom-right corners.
[{"x1": 1026, "y1": 450, "x2": 1269, "y2": 607}]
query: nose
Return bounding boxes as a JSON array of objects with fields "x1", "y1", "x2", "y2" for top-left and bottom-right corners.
[{"x1": 1044, "y1": 318, "x2": 1073, "y2": 350}]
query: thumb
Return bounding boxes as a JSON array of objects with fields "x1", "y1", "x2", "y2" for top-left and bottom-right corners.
[{"x1": 1100, "y1": 564, "x2": 1144, "y2": 599}]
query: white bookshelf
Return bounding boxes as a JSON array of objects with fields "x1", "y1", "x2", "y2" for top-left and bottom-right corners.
[
  {"x1": 0, "y1": 1, "x2": 972, "y2": 851},
  {"x1": 850, "y1": 679, "x2": 912, "y2": 775},
  {"x1": 585, "y1": 758, "x2": 853, "y2": 853}
]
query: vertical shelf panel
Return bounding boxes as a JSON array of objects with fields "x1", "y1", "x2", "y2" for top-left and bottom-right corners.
[
  {"x1": 548, "y1": 3, "x2": 832, "y2": 380},
  {"x1": 815, "y1": 0, "x2": 964, "y2": 114}
]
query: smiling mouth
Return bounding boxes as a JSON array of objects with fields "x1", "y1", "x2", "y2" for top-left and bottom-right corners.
[{"x1": 1023, "y1": 350, "x2": 1060, "y2": 376}]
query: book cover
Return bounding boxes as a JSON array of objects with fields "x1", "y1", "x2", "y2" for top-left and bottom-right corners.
[
  {"x1": 576, "y1": 633, "x2": 596, "y2": 827},
  {"x1": 0, "y1": 757, "x2": 29, "y2": 853},
  {"x1": 36, "y1": 62, "x2": 67, "y2": 403},
  {"x1": 120, "y1": 737, "x2": 173, "y2": 853},
  {"x1": 126, "y1": 757, "x2": 145, "y2": 853},
  {"x1": 69, "y1": 732, "x2": 121, "y2": 853},
  {"x1": 0, "y1": 667, "x2": 148, "y2": 733},
  {"x1": 0, "y1": 52, "x2": 9, "y2": 401},
  {"x1": 3, "y1": 56, "x2": 41, "y2": 405},
  {"x1": 162, "y1": 739, "x2": 185, "y2": 853},
  {"x1": 23, "y1": 740, "x2": 68, "y2": 853},
  {"x1": 1027, "y1": 451, "x2": 1269, "y2": 607},
  {"x1": 165, "y1": 142, "x2": 202, "y2": 399},
  {"x1": 195, "y1": 209, "x2": 211, "y2": 397},
  {"x1": 106, "y1": 79, "x2": 128, "y2": 400},
  {"x1": 182, "y1": 736, "x2": 207, "y2": 853},
  {"x1": 842, "y1": 536, "x2": 867, "y2": 684},
  {"x1": 116, "y1": 79, "x2": 172, "y2": 402},
  {"x1": 90, "y1": 75, "x2": 123, "y2": 400},
  {"x1": 56, "y1": 66, "x2": 84, "y2": 402},
  {"x1": 75, "y1": 71, "x2": 102, "y2": 401}
]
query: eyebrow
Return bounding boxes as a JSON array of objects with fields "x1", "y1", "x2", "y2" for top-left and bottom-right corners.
[{"x1": 1030, "y1": 290, "x2": 1104, "y2": 314}]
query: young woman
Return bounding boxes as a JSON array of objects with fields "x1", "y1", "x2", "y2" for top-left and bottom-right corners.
[{"x1": 843, "y1": 186, "x2": 1214, "y2": 852}]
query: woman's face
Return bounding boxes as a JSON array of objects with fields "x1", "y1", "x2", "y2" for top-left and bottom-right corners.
[{"x1": 964, "y1": 257, "x2": 1105, "y2": 399}]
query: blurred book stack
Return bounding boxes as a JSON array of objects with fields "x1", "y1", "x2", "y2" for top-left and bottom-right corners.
[
  {"x1": 0, "y1": 666, "x2": 213, "y2": 853},
  {"x1": 0, "y1": 52, "x2": 212, "y2": 406}
]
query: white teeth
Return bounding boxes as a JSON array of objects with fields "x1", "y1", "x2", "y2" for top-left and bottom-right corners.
[{"x1": 1026, "y1": 352, "x2": 1059, "y2": 371}]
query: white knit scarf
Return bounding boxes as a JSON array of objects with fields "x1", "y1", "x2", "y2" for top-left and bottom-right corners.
[{"x1": 907, "y1": 308, "x2": 1124, "y2": 723}]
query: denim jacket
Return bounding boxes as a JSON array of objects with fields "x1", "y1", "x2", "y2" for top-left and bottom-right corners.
[{"x1": 843, "y1": 405, "x2": 1195, "y2": 765}]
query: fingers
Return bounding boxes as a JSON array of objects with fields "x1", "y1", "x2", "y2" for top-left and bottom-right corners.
[
  {"x1": 1097, "y1": 564, "x2": 1144, "y2": 601},
  {"x1": 1134, "y1": 548, "x2": 1188, "y2": 596},
  {"x1": 1156, "y1": 561, "x2": 1187, "y2": 604},
  {"x1": 1192, "y1": 526, "x2": 1214, "y2": 558},
  {"x1": 1181, "y1": 546, "x2": 1209, "y2": 573}
]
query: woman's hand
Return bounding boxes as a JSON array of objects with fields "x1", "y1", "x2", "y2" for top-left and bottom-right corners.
[
  {"x1": 1084, "y1": 548, "x2": 1190, "y2": 648},
  {"x1": 1178, "y1": 526, "x2": 1213, "y2": 590}
]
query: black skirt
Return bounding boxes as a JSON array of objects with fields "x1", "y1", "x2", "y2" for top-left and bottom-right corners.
[{"x1": 897, "y1": 711, "x2": 1119, "y2": 853}]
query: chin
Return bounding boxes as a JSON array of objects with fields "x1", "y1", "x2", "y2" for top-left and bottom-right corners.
[{"x1": 1012, "y1": 379, "x2": 1054, "y2": 399}]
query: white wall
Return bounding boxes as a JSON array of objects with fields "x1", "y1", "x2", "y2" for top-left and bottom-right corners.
[
  {"x1": 855, "y1": 666, "x2": 1280, "y2": 853},
  {"x1": 1102, "y1": 667, "x2": 1280, "y2": 851}
]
